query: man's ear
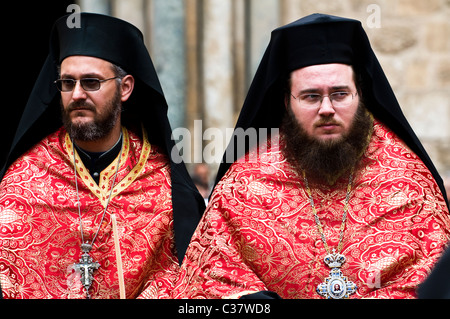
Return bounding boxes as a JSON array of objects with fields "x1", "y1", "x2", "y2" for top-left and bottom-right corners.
[{"x1": 120, "y1": 74, "x2": 135, "y2": 102}]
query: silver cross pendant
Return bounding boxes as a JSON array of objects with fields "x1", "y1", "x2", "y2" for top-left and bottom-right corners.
[{"x1": 73, "y1": 243, "x2": 100, "y2": 299}]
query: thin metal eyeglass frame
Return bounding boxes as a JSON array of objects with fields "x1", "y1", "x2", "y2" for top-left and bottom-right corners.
[
  {"x1": 54, "y1": 77, "x2": 121, "y2": 92},
  {"x1": 290, "y1": 91, "x2": 358, "y2": 108}
]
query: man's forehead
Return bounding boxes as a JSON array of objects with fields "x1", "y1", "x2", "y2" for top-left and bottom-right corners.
[
  {"x1": 60, "y1": 55, "x2": 113, "y2": 76},
  {"x1": 291, "y1": 63, "x2": 355, "y2": 89}
]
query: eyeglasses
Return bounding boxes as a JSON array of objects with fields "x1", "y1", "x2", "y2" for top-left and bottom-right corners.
[
  {"x1": 54, "y1": 77, "x2": 120, "y2": 92},
  {"x1": 291, "y1": 91, "x2": 357, "y2": 108}
]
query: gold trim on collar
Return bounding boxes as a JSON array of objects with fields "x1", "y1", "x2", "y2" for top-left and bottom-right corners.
[
  {"x1": 110, "y1": 126, "x2": 151, "y2": 199},
  {"x1": 64, "y1": 126, "x2": 151, "y2": 207}
]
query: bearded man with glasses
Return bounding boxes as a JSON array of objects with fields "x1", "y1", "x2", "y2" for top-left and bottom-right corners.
[
  {"x1": 0, "y1": 13, "x2": 204, "y2": 299},
  {"x1": 172, "y1": 14, "x2": 450, "y2": 299}
]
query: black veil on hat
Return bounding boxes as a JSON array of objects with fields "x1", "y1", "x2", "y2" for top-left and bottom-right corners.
[
  {"x1": 215, "y1": 13, "x2": 448, "y2": 209},
  {"x1": 0, "y1": 13, "x2": 205, "y2": 264}
]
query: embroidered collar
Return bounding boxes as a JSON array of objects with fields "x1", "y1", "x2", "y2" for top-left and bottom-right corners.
[{"x1": 74, "y1": 133, "x2": 123, "y2": 184}]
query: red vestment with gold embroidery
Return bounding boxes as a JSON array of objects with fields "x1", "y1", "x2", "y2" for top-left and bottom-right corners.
[
  {"x1": 172, "y1": 120, "x2": 450, "y2": 299},
  {"x1": 0, "y1": 127, "x2": 178, "y2": 299}
]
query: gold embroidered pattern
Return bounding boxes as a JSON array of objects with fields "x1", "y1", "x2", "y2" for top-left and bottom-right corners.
[
  {"x1": 172, "y1": 120, "x2": 450, "y2": 299},
  {"x1": 64, "y1": 127, "x2": 152, "y2": 207},
  {"x1": 0, "y1": 126, "x2": 178, "y2": 299}
]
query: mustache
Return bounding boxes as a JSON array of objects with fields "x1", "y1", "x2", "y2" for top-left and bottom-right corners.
[
  {"x1": 66, "y1": 101, "x2": 96, "y2": 112},
  {"x1": 314, "y1": 118, "x2": 341, "y2": 127}
]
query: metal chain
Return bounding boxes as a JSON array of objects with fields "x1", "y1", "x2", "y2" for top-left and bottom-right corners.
[{"x1": 302, "y1": 169, "x2": 354, "y2": 254}]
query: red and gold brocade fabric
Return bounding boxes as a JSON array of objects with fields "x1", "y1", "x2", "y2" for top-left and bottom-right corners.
[
  {"x1": 0, "y1": 126, "x2": 178, "y2": 299},
  {"x1": 172, "y1": 120, "x2": 450, "y2": 299}
]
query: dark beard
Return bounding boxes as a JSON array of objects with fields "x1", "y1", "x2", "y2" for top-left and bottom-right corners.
[
  {"x1": 281, "y1": 101, "x2": 373, "y2": 185},
  {"x1": 61, "y1": 89, "x2": 122, "y2": 142}
]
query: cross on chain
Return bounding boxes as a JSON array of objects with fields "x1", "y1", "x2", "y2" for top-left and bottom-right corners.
[{"x1": 73, "y1": 244, "x2": 100, "y2": 299}]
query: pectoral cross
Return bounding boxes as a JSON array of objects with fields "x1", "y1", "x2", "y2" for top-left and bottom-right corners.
[{"x1": 73, "y1": 243, "x2": 100, "y2": 299}]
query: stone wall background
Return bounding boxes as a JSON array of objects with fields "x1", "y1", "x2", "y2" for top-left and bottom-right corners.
[{"x1": 77, "y1": 0, "x2": 450, "y2": 182}]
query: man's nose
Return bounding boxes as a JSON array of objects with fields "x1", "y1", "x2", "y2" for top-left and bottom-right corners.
[
  {"x1": 71, "y1": 81, "x2": 87, "y2": 100},
  {"x1": 318, "y1": 96, "x2": 336, "y2": 116}
]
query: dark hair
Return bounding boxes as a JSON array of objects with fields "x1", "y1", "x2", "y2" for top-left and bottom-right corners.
[{"x1": 110, "y1": 63, "x2": 128, "y2": 81}]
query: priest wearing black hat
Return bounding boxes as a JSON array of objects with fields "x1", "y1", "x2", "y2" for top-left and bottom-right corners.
[
  {"x1": 0, "y1": 13, "x2": 204, "y2": 299},
  {"x1": 172, "y1": 14, "x2": 450, "y2": 299}
]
